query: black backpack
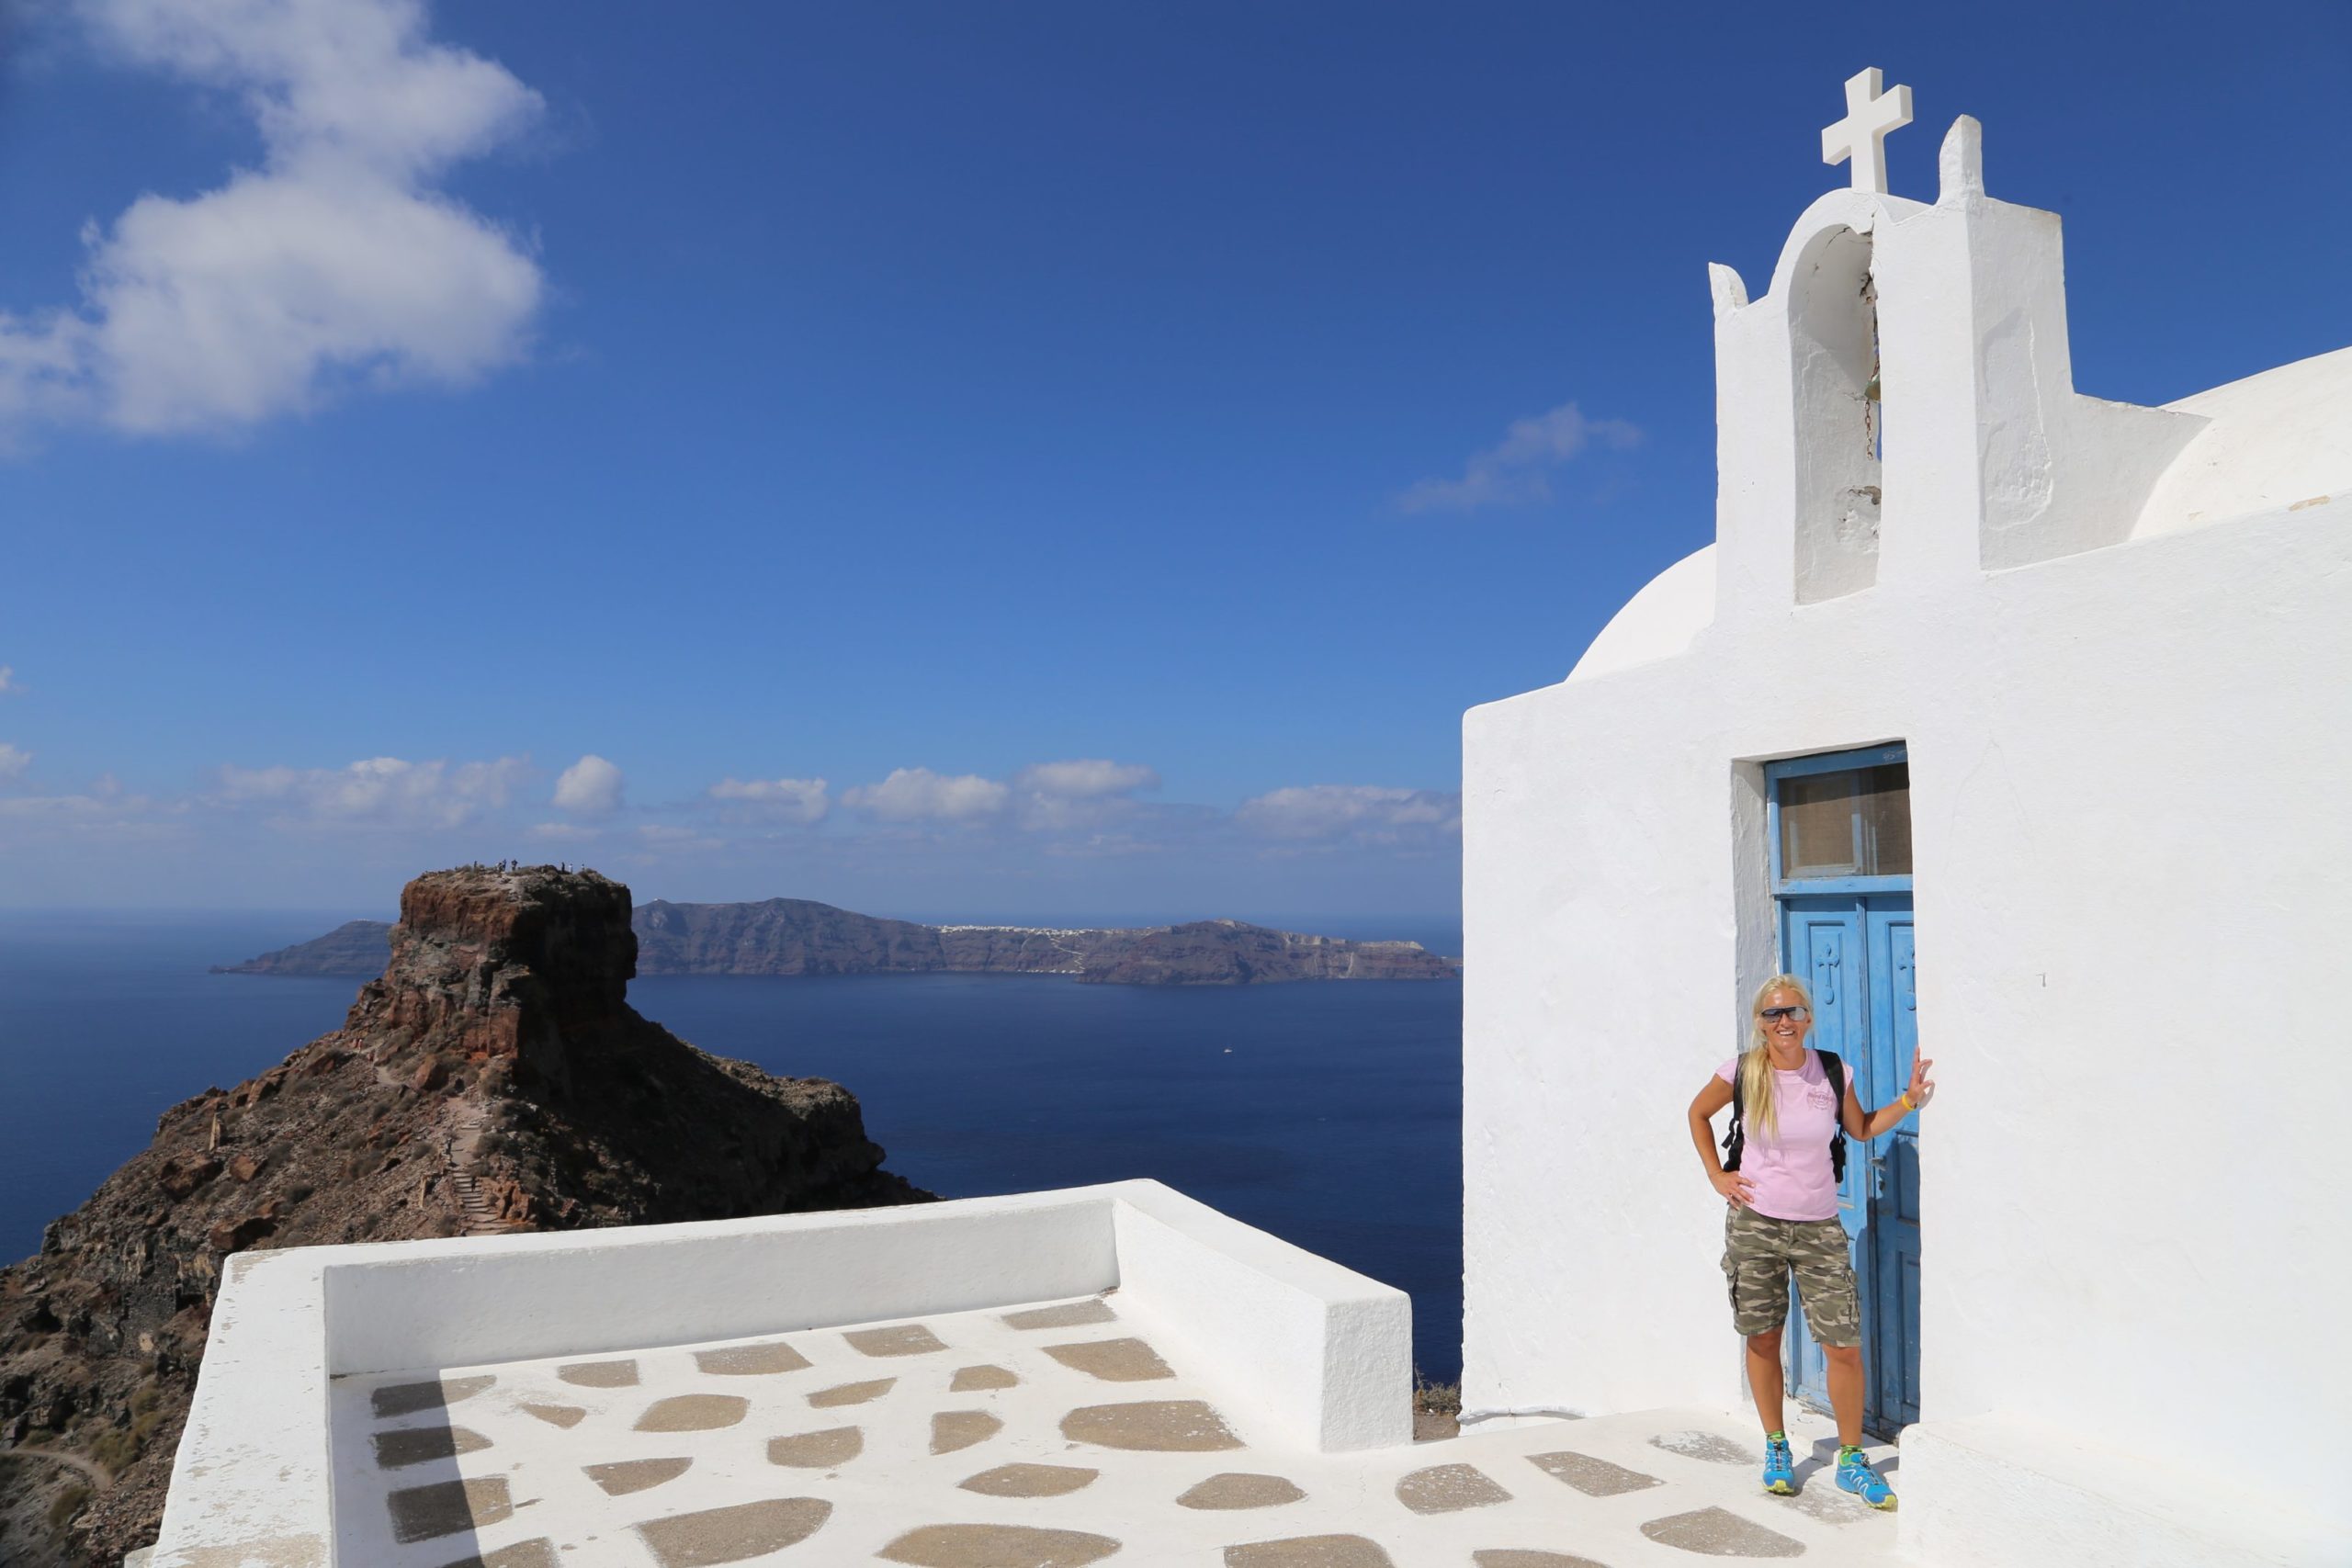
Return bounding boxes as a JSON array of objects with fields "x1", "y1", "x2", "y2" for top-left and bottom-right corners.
[{"x1": 1723, "y1": 1049, "x2": 1847, "y2": 1183}]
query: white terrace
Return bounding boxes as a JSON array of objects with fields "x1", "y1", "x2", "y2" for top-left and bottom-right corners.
[{"x1": 156, "y1": 1182, "x2": 1900, "y2": 1568}]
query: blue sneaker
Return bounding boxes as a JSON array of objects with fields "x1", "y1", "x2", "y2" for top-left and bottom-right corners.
[
  {"x1": 1835, "y1": 1449, "x2": 1895, "y2": 1509},
  {"x1": 1760, "y1": 1434, "x2": 1795, "y2": 1495}
]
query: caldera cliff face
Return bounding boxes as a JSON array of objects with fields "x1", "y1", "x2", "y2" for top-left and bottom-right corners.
[
  {"x1": 220, "y1": 900, "x2": 1464, "y2": 986},
  {"x1": 0, "y1": 864, "x2": 928, "y2": 1565}
]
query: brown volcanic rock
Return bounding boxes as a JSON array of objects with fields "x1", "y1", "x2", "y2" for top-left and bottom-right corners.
[
  {"x1": 0, "y1": 864, "x2": 928, "y2": 1566},
  {"x1": 635, "y1": 897, "x2": 956, "y2": 976}
]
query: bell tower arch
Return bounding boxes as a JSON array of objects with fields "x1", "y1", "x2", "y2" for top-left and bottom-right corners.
[{"x1": 1785, "y1": 223, "x2": 1883, "y2": 603}]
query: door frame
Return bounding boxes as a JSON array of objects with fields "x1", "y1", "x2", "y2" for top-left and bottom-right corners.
[{"x1": 1764, "y1": 740, "x2": 1909, "y2": 897}]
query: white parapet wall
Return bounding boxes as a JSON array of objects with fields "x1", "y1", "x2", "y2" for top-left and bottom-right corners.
[
  {"x1": 152, "y1": 1179, "x2": 1411, "y2": 1567},
  {"x1": 1111, "y1": 1181, "x2": 1413, "y2": 1454},
  {"x1": 321, "y1": 1185, "x2": 1121, "y2": 1375}
]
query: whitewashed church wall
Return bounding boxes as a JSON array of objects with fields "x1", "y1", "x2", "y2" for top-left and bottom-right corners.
[
  {"x1": 1463, "y1": 494, "x2": 2351, "y2": 1540},
  {"x1": 1907, "y1": 502, "x2": 2348, "y2": 1535}
]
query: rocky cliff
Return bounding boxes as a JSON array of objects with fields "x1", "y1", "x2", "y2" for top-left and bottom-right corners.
[
  {"x1": 207, "y1": 917, "x2": 390, "y2": 976},
  {"x1": 0, "y1": 865, "x2": 927, "y2": 1565},
  {"x1": 631, "y1": 897, "x2": 1122, "y2": 976},
  {"x1": 1074, "y1": 919, "x2": 1456, "y2": 985},
  {"x1": 220, "y1": 899, "x2": 1463, "y2": 985}
]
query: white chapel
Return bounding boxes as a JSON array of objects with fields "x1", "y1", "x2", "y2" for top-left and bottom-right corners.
[{"x1": 1462, "y1": 70, "x2": 2351, "y2": 1568}]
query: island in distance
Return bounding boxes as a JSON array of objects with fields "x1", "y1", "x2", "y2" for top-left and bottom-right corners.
[{"x1": 217, "y1": 897, "x2": 1464, "y2": 986}]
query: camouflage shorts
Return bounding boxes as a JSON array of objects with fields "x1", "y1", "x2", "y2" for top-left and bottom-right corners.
[{"x1": 1721, "y1": 1206, "x2": 1861, "y2": 1347}]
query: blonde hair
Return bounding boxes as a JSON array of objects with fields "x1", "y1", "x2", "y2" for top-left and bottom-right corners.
[{"x1": 1739, "y1": 974, "x2": 1814, "y2": 1140}]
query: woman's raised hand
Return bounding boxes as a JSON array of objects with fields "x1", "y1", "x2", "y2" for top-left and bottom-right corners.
[
  {"x1": 1710, "y1": 1168, "x2": 1756, "y2": 1209},
  {"x1": 1907, "y1": 1053, "x2": 1936, "y2": 1108}
]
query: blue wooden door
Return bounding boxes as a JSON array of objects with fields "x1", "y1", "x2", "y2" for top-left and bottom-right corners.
[
  {"x1": 1865, "y1": 906, "x2": 1921, "y2": 1427},
  {"x1": 1778, "y1": 892, "x2": 1917, "y2": 1435},
  {"x1": 1766, "y1": 743, "x2": 1918, "y2": 1435}
]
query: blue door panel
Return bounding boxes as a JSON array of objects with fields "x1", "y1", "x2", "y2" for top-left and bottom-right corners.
[
  {"x1": 1866, "y1": 907, "x2": 1922, "y2": 1428},
  {"x1": 1895, "y1": 1251, "x2": 1922, "y2": 1416},
  {"x1": 1777, "y1": 891, "x2": 1918, "y2": 1435},
  {"x1": 1887, "y1": 1135, "x2": 1920, "y2": 1226}
]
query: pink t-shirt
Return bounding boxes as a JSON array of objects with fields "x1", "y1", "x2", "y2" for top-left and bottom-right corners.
[{"x1": 1715, "y1": 1051, "x2": 1844, "y2": 1223}]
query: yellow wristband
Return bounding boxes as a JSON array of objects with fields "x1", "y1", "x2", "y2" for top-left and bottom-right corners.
[{"x1": 1897, "y1": 1091, "x2": 1915, "y2": 1112}]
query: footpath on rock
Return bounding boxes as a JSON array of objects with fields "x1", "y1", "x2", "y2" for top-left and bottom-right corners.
[{"x1": 0, "y1": 864, "x2": 929, "y2": 1566}]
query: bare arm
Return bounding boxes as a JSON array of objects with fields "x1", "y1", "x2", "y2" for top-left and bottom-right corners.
[
  {"x1": 1688, "y1": 1077, "x2": 1754, "y2": 1207},
  {"x1": 1840, "y1": 1053, "x2": 1937, "y2": 1140}
]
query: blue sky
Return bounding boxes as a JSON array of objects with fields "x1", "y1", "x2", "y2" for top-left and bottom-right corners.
[{"x1": 1, "y1": 1, "x2": 2346, "y2": 919}]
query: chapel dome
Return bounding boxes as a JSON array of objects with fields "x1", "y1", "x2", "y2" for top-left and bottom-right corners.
[
  {"x1": 2133, "y1": 344, "x2": 2352, "y2": 539},
  {"x1": 1566, "y1": 544, "x2": 1715, "y2": 682}
]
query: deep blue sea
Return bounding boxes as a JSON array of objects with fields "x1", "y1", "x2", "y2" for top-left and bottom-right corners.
[{"x1": 0, "y1": 913, "x2": 1465, "y2": 1380}]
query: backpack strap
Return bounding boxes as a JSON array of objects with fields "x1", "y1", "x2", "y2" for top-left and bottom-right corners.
[
  {"x1": 1722, "y1": 1069, "x2": 1746, "y2": 1173},
  {"x1": 1817, "y1": 1048, "x2": 1849, "y2": 1184}
]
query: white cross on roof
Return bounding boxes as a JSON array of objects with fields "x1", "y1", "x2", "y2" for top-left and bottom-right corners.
[{"x1": 1821, "y1": 67, "x2": 1914, "y2": 195}]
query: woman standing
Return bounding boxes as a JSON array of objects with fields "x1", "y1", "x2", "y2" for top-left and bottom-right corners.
[{"x1": 1685, "y1": 974, "x2": 1934, "y2": 1509}]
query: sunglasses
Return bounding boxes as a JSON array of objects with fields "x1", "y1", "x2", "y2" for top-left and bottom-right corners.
[{"x1": 1759, "y1": 1006, "x2": 1812, "y2": 1021}]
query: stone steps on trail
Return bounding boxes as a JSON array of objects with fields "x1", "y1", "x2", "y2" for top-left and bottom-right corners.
[{"x1": 437, "y1": 1101, "x2": 510, "y2": 1235}]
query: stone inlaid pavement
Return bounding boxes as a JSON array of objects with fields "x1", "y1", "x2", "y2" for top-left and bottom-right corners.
[{"x1": 330, "y1": 1294, "x2": 1901, "y2": 1567}]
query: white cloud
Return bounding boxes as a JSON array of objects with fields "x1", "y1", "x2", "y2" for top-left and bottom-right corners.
[
  {"x1": 842, "y1": 767, "x2": 1010, "y2": 823},
  {"x1": 213, "y1": 753, "x2": 526, "y2": 827},
  {"x1": 1009, "y1": 759, "x2": 1160, "y2": 832},
  {"x1": 1013, "y1": 759, "x2": 1159, "y2": 799},
  {"x1": 707, "y1": 775, "x2": 829, "y2": 825},
  {"x1": 0, "y1": 743, "x2": 29, "y2": 780},
  {"x1": 0, "y1": 667, "x2": 17, "y2": 694},
  {"x1": 552, "y1": 753, "x2": 624, "y2": 815},
  {"x1": 1236, "y1": 784, "x2": 1462, "y2": 841},
  {"x1": 1396, "y1": 400, "x2": 1641, "y2": 514},
  {"x1": 528, "y1": 820, "x2": 597, "y2": 840},
  {"x1": 0, "y1": 0, "x2": 545, "y2": 438}
]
